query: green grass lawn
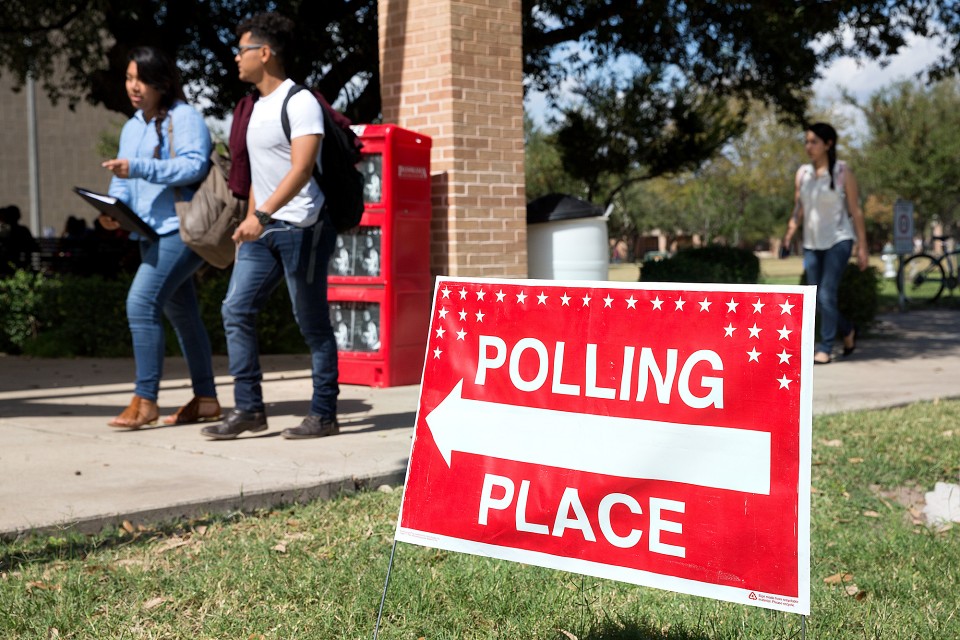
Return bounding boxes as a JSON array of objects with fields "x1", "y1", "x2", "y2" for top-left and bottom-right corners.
[{"x1": 2, "y1": 401, "x2": 959, "y2": 639}]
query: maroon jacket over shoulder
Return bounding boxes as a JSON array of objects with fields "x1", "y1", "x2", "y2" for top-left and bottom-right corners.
[{"x1": 227, "y1": 89, "x2": 353, "y2": 200}]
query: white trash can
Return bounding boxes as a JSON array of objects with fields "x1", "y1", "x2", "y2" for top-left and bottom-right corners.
[{"x1": 527, "y1": 194, "x2": 609, "y2": 280}]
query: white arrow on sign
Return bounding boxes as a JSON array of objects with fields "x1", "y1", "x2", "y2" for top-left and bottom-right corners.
[{"x1": 425, "y1": 380, "x2": 771, "y2": 495}]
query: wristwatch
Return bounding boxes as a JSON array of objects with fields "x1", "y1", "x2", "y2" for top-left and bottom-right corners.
[{"x1": 254, "y1": 210, "x2": 272, "y2": 226}]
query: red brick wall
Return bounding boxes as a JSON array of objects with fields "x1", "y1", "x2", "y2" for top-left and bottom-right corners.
[{"x1": 379, "y1": 0, "x2": 527, "y2": 277}]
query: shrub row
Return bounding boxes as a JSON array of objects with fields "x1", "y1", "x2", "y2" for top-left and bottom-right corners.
[
  {"x1": 639, "y1": 245, "x2": 880, "y2": 329},
  {"x1": 0, "y1": 268, "x2": 307, "y2": 357},
  {"x1": 640, "y1": 246, "x2": 761, "y2": 284}
]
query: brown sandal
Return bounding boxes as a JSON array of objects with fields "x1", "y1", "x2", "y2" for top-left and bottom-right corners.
[
  {"x1": 108, "y1": 395, "x2": 159, "y2": 430},
  {"x1": 163, "y1": 396, "x2": 222, "y2": 426}
]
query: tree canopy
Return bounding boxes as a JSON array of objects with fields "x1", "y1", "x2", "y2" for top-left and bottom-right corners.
[
  {"x1": 1, "y1": 0, "x2": 379, "y2": 120},
  {"x1": 553, "y1": 69, "x2": 747, "y2": 206},
  {"x1": 854, "y1": 78, "x2": 960, "y2": 229},
  {"x1": 2, "y1": 1, "x2": 959, "y2": 121}
]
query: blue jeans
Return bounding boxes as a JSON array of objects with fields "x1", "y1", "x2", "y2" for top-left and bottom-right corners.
[
  {"x1": 128, "y1": 233, "x2": 217, "y2": 401},
  {"x1": 222, "y1": 218, "x2": 339, "y2": 418},
  {"x1": 804, "y1": 239, "x2": 854, "y2": 355}
]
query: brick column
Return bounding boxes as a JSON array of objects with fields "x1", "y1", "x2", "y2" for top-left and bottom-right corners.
[{"x1": 379, "y1": 0, "x2": 526, "y2": 277}]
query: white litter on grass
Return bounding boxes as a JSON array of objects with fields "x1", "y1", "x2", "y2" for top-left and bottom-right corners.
[{"x1": 923, "y1": 482, "x2": 960, "y2": 525}]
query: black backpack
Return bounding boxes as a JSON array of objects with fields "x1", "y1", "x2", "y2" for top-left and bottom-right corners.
[{"x1": 281, "y1": 84, "x2": 364, "y2": 233}]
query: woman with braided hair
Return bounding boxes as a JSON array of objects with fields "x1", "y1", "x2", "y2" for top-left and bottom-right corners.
[
  {"x1": 783, "y1": 122, "x2": 869, "y2": 364},
  {"x1": 100, "y1": 46, "x2": 221, "y2": 429}
]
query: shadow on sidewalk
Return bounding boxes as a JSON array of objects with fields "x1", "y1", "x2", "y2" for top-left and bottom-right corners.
[{"x1": 845, "y1": 309, "x2": 960, "y2": 363}]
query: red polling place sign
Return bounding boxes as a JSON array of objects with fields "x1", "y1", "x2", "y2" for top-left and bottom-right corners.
[{"x1": 396, "y1": 277, "x2": 814, "y2": 614}]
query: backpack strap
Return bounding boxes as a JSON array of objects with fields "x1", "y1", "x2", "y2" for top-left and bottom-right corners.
[
  {"x1": 281, "y1": 84, "x2": 323, "y2": 186},
  {"x1": 281, "y1": 83, "x2": 327, "y2": 283},
  {"x1": 834, "y1": 160, "x2": 846, "y2": 191}
]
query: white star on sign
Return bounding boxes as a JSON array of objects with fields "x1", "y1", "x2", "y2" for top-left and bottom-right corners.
[
  {"x1": 748, "y1": 323, "x2": 762, "y2": 338},
  {"x1": 603, "y1": 295, "x2": 614, "y2": 307},
  {"x1": 475, "y1": 310, "x2": 485, "y2": 322},
  {"x1": 779, "y1": 300, "x2": 794, "y2": 315},
  {"x1": 582, "y1": 295, "x2": 592, "y2": 306},
  {"x1": 537, "y1": 292, "x2": 548, "y2": 305},
  {"x1": 496, "y1": 290, "x2": 506, "y2": 302},
  {"x1": 438, "y1": 308, "x2": 448, "y2": 319},
  {"x1": 724, "y1": 323, "x2": 736, "y2": 337},
  {"x1": 777, "y1": 375, "x2": 792, "y2": 389},
  {"x1": 456, "y1": 329, "x2": 466, "y2": 340},
  {"x1": 516, "y1": 291, "x2": 527, "y2": 304},
  {"x1": 476, "y1": 290, "x2": 486, "y2": 301},
  {"x1": 458, "y1": 309, "x2": 467, "y2": 321},
  {"x1": 777, "y1": 349, "x2": 792, "y2": 364},
  {"x1": 459, "y1": 288, "x2": 468, "y2": 300},
  {"x1": 752, "y1": 298, "x2": 765, "y2": 313},
  {"x1": 777, "y1": 325, "x2": 793, "y2": 340},
  {"x1": 747, "y1": 348, "x2": 761, "y2": 362},
  {"x1": 560, "y1": 293, "x2": 571, "y2": 306},
  {"x1": 674, "y1": 298, "x2": 686, "y2": 310},
  {"x1": 699, "y1": 298, "x2": 712, "y2": 312},
  {"x1": 435, "y1": 327, "x2": 446, "y2": 338},
  {"x1": 651, "y1": 296, "x2": 663, "y2": 310},
  {"x1": 441, "y1": 287, "x2": 451, "y2": 299},
  {"x1": 433, "y1": 347, "x2": 442, "y2": 359},
  {"x1": 626, "y1": 295, "x2": 638, "y2": 309},
  {"x1": 726, "y1": 298, "x2": 739, "y2": 313}
]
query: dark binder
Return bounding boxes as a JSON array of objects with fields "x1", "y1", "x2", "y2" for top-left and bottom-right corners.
[{"x1": 73, "y1": 187, "x2": 159, "y2": 240}]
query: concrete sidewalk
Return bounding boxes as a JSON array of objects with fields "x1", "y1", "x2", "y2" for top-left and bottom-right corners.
[{"x1": 2, "y1": 308, "x2": 958, "y2": 538}]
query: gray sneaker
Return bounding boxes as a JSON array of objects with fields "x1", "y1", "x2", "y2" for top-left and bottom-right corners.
[
  {"x1": 281, "y1": 415, "x2": 339, "y2": 439},
  {"x1": 200, "y1": 408, "x2": 268, "y2": 440}
]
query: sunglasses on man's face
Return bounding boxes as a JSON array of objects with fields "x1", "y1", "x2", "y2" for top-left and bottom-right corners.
[{"x1": 233, "y1": 44, "x2": 274, "y2": 56}]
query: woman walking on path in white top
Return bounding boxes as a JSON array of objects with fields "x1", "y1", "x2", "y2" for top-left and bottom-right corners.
[{"x1": 783, "y1": 122, "x2": 868, "y2": 364}]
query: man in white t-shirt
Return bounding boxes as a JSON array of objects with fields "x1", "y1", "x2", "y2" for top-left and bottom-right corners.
[{"x1": 203, "y1": 12, "x2": 339, "y2": 441}]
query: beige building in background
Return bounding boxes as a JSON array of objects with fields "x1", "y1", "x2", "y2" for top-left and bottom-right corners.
[{"x1": 0, "y1": 74, "x2": 121, "y2": 238}]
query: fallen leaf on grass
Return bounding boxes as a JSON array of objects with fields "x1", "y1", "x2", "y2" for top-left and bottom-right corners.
[
  {"x1": 863, "y1": 510, "x2": 881, "y2": 518},
  {"x1": 121, "y1": 520, "x2": 136, "y2": 535},
  {"x1": 821, "y1": 439, "x2": 843, "y2": 448},
  {"x1": 943, "y1": 430, "x2": 954, "y2": 438},
  {"x1": 823, "y1": 573, "x2": 853, "y2": 584},
  {"x1": 848, "y1": 457, "x2": 864, "y2": 464},
  {"x1": 283, "y1": 532, "x2": 310, "y2": 542},
  {"x1": 47, "y1": 628, "x2": 60, "y2": 639},
  {"x1": 272, "y1": 543, "x2": 287, "y2": 553},
  {"x1": 193, "y1": 525, "x2": 208, "y2": 536},
  {"x1": 909, "y1": 507, "x2": 924, "y2": 525},
  {"x1": 844, "y1": 584, "x2": 867, "y2": 600},
  {"x1": 558, "y1": 630, "x2": 578, "y2": 640},
  {"x1": 155, "y1": 537, "x2": 192, "y2": 553},
  {"x1": 142, "y1": 597, "x2": 169, "y2": 611},
  {"x1": 26, "y1": 581, "x2": 61, "y2": 592}
]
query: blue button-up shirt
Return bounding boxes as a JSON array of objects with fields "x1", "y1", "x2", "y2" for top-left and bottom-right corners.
[{"x1": 108, "y1": 101, "x2": 212, "y2": 237}]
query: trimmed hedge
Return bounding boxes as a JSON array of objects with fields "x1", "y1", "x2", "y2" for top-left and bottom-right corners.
[
  {"x1": 636, "y1": 246, "x2": 880, "y2": 330},
  {"x1": 639, "y1": 246, "x2": 761, "y2": 284},
  {"x1": 0, "y1": 268, "x2": 308, "y2": 357}
]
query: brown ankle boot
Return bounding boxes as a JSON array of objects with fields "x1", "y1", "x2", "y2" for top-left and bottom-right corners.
[
  {"x1": 108, "y1": 395, "x2": 159, "y2": 430},
  {"x1": 163, "y1": 396, "x2": 222, "y2": 426}
]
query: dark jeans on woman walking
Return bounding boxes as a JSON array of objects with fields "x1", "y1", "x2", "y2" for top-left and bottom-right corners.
[{"x1": 803, "y1": 239, "x2": 854, "y2": 356}]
